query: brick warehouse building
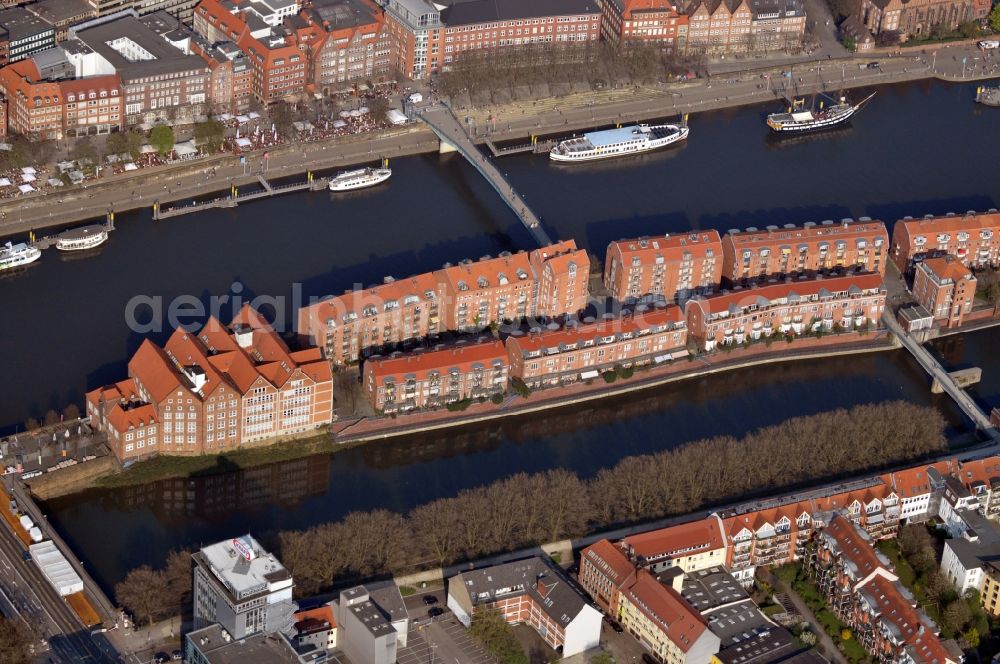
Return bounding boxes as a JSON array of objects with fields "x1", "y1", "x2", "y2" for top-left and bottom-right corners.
[
  {"x1": 87, "y1": 305, "x2": 333, "y2": 462},
  {"x1": 604, "y1": 231, "x2": 723, "y2": 305},
  {"x1": 683, "y1": 273, "x2": 886, "y2": 351},
  {"x1": 721, "y1": 219, "x2": 888, "y2": 285},
  {"x1": 890, "y1": 211, "x2": 1000, "y2": 273},
  {"x1": 600, "y1": 0, "x2": 688, "y2": 53}
]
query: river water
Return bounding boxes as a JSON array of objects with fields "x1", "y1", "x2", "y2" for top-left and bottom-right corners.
[{"x1": 7, "y1": 77, "x2": 1000, "y2": 592}]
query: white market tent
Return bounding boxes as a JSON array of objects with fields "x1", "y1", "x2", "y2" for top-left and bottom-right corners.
[
  {"x1": 387, "y1": 109, "x2": 407, "y2": 126},
  {"x1": 339, "y1": 110, "x2": 351, "y2": 118},
  {"x1": 332, "y1": 119, "x2": 347, "y2": 128},
  {"x1": 29, "y1": 541, "x2": 83, "y2": 596},
  {"x1": 173, "y1": 141, "x2": 198, "y2": 158},
  {"x1": 21, "y1": 166, "x2": 36, "y2": 175},
  {"x1": 248, "y1": 111, "x2": 261, "y2": 119},
  {"x1": 218, "y1": 113, "x2": 233, "y2": 121},
  {"x1": 359, "y1": 106, "x2": 369, "y2": 114},
  {"x1": 236, "y1": 115, "x2": 250, "y2": 124},
  {"x1": 0, "y1": 178, "x2": 11, "y2": 186},
  {"x1": 21, "y1": 174, "x2": 35, "y2": 183},
  {"x1": 123, "y1": 162, "x2": 138, "y2": 171},
  {"x1": 235, "y1": 137, "x2": 252, "y2": 149},
  {"x1": 47, "y1": 178, "x2": 63, "y2": 187},
  {"x1": 140, "y1": 144, "x2": 157, "y2": 154},
  {"x1": 18, "y1": 184, "x2": 34, "y2": 193}
]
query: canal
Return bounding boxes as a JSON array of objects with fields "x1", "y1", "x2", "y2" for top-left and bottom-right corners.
[{"x1": 4, "y1": 77, "x2": 999, "y2": 591}]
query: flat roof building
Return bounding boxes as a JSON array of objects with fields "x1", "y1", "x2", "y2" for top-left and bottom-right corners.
[
  {"x1": 192, "y1": 535, "x2": 297, "y2": 640},
  {"x1": 185, "y1": 623, "x2": 305, "y2": 663}
]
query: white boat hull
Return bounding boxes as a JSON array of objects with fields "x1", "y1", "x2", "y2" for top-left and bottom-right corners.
[
  {"x1": 550, "y1": 125, "x2": 689, "y2": 163},
  {"x1": 0, "y1": 245, "x2": 40, "y2": 271},
  {"x1": 329, "y1": 168, "x2": 391, "y2": 191},
  {"x1": 768, "y1": 106, "x2": 855, "y2": 133},
  {"x1": 56, "y1": 231, "x2": 108, "y2": 251}
]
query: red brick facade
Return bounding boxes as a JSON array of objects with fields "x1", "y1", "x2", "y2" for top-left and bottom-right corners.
[
  {"x1": 890, "y1": 211, "x2": 1000, "y2": 273},
  {"x1": 604, "y1": 231, "x2": 722, "y2": 304},
  {"x1": 912, "y1": 255, "x2": 977, "y2": 328}
]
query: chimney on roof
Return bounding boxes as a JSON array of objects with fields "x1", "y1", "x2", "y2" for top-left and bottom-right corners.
[
  {"x1": 535, "y1": 574, "x2": 550, "y2": 598},
  {"x1": 233, "y1": 324, "x2": 253, "y2": 349}
]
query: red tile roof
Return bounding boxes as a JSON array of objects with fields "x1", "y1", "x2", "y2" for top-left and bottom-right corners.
[
  {"x1": 623, "y1": 570, "x2": 710, "y2": 653},
  {"x1": 508, "y1": 307, "x2": 684, "y2": 355},
  {"x1": 610, "y1": 231, "x2": 722, "y2": 260},
  {"x1": 920, "y1": 256, "x2": 974, "y2": 283},
  {"x1": 725, "y1": 221, "x2": 887, "y2": 248},
  {"x1": 823, "y1": 514, "x2": 888, "y2": 581},
  {"x1": 896, "y1": 212, "x2": 1000, "y2": 235},
  {"x1": 624, "y1": 516, "x2": 726, "y2": 560},
  {"x1": 582, "y1": 539, "x2": 635, "y2": 587},
  {"x1": 366, "y1": 340, "x2": 507, "y2": 379}
]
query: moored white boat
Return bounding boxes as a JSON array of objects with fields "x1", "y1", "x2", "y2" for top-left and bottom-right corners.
[
  {"x1": 56, "y1": 224, "x2": 109, "y2": 251},
  {"x1": 328, "y1": 167, "x2": 392, "y2": 192},
  {"x1": 549, "y1": 123, "x2": 689, "y2": 163},
  {"x1": 0, "y1": 241, "x2": 40, "y2": 271},
  {"x1": 766, "y1": 92, "x2": 876, "y2": 133}
]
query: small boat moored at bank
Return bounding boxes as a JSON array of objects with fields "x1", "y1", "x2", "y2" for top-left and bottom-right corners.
[
  {"x1": 0, "y1": 241, "x2": 41, "y2": 271},
  {"x1": 549, "y1": 122, "x2": 689, "y2": 162},
  {"x1": 766, "y1": 92, "x2": 876, "y2": 133},
  {"x1": 976, "y1": 85, "x2": 1000, "y2": 107},
  {"x1": 328, "y1": 162, "x2": 392, "y2": 192},
  {"x1": 56, "y1": 224, "x2": 109, "y2": 251}
]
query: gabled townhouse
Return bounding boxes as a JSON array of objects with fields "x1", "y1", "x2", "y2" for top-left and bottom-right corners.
[
  {"x1": 683, "y1": 273, "x2": 887, "y2": 352},
  {"x1": 448, "y1": 557, "x2": 602, "y2": 658},
  {"x1": 604, "y1": 231, "x2": 723, "y2": 305},
  {"x1": 723, "y1": 504, "x2": 815, "y2": 584},
  {"x1": 362, "y1": 339, "x2": 508, "y2": 412},
  {"x1": 890, "y1": 211, "x2": 1000, "y2": 274},
  {"x1": 87, "y1": 305, "x2": 333, "y2": 462},
  {"x1": 746, "y1": 0, "x2": 805, "y2": 51},
  {"x1": 505, "y1": 307, "x2": 687, "y2": 389},
  {"x1": 683, "y1": 0, "x2": 751, "y2": 55},
  {"x1": 529, "y1": 240, "x2": 591, "y2": 319},
  {"x1": 721, "y1": 219, "x2": 888, "y2": 286},
  {"x1": 599, "y1": 0, "x2": 688, "y2": 54},
  {"x1": 308, "y1": 0, "x2": 394, "y2": 95}
]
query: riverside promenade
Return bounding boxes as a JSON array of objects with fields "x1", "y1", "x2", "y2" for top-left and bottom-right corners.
[{"x1": 0, "y1": 43, "x2": 994, "y2": 238}]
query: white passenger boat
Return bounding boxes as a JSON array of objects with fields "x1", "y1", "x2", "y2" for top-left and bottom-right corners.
[
  {"x1": 328, "y1": 167, "x2": 392, "y2": 192},
  {"x1": 549, "y1": 123, "x2": 689, "y2": 163},
  {"x1": 56, "y1": 224, "x2": 109, "y2": 251},
  {"x1": 0, "y1": 241, "x2": 40, "y2": 271}
]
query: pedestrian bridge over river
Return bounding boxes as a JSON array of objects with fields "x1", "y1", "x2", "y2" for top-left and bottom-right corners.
[{"x1": 419, "y1": 105, "x2": 554, "y2": 248}]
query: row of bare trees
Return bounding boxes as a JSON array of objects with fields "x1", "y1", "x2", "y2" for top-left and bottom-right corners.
[
  {"x1": 114, "y1": 550, "x2": 192, "y2": 627},
  {"x1": 439, "y1": 42, "x2": 705, "y2": 107},
  {"x1": 276, "y1": 401, "x2": 946, "y2": 596}
]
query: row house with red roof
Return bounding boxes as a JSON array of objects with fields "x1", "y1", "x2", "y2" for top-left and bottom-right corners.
[
  {"x1": 604, "y1": 231, "x2": 723, "y2": 305},
  {"x1": 600, "y1": 0, "x2": 688, "y2": 54},
  {"x1": 505, "y1": 307, "x2": 688, "y2": 389},
  {"x1": 362, "y1": 339, "x2": 508, "y2": 412},
  {"x1": 297, "y1": 242, "x2": 590, "y2": 365},
  {"x1": 684, "y1": 273, "x2": 887, "y2": 352},
  {"x1": 721, "y1": 219, "x2": 888, "y2": 285},
  {"x1": 912, "y1": 255, "x2": 977, "y2": 328},
  {"x1": 87, "y1": 305, "x2": 333, "y2": 462},
  {"x1": 890, "y1": 210, "x2": 1000, "y2": 274},
  {"x1": 808, "y1": 514, "x2": 957, "y2": 664}
]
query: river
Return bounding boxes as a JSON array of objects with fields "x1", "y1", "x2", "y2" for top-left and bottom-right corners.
[{"x1": 7, "y1": 77, "x2": 1000, "y2": 592}]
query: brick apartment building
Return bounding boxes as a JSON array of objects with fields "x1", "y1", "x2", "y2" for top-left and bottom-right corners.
[
  {"x1": 721, "y1": 219, "x2": 889, "y2": 285},
  {"x1": 298, "y1": 242, "x2": 590, "y2": 365},
  {"x1": 308, "y1": 0, "x2": 394, "y2": 96},
  {"x1": 0, "y1": 58, "x2": 122, "y2": 138},
  {"x1": 505, "y1": 307, "x2": 688, "y2": 389},
  {"x1": 890, "y1": 211, "x2": 1000, "y2": 273},
  {"x1": 578, "y1": 539, "x2": 636, "y2": 614},
  {"x1": 87, "y1": 305, "x2": 333, "y2": 462},
  {"x1": 912, "y1": 255, "x2": 977, "y2": 328},
  {"x1": 600, "y1": 0, "x2": 688, "y2": 53},
  {"x1": 298, "y1": 272, "x2": 443, "y2": 366},
  {"x1": 438, "y1": 0, "x2": 601, "y2": 69},
  {"x1": 683, "y1": 273, "x2": 887, "y2": 352},
  {"x1": 191, "y1": 37, "x2": 253, "y2": 113},
  {"x1": 604, "y1": 231, "x2": 723, "y2": 305},
  {"x1": 362, "y1": 339, "x2": 508, "y2": 412},
  {"x1": 807, "y1": 514, "x2": 957, "y2": 663},
  {"x1": 682, "y1": 0, "x2": 804, "y2": 53}
]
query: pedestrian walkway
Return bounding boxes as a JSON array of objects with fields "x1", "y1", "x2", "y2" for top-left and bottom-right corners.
[{"x1": 419, "y1": 104, "x2": 554, "y2": 247}]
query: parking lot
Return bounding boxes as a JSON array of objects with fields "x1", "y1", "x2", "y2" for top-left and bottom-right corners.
[{"x1": 398, "y1": 616, "x2": 494, "y2": 664}]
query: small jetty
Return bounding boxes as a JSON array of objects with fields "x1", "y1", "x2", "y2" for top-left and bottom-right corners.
[
  {"x1": 485, "y1": 137, "x2": 556, "y2": 157},
  {"x1": 153, "y1": 172, "x2": 329, "y2": 220},
  {"x1": 976, "y1": 85, "x2": 1000, "y2": 107},
  {"x1": 30, "y1": 213, "x2": 115, "y2": 250}
]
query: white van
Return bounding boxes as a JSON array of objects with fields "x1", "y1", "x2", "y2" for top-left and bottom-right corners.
[
  {"x1": 407, "y1": 92, "x2": 424, "y2": 104},
  {"x1": 979, "y1": 40, "x2": 999, "y2": 49}
]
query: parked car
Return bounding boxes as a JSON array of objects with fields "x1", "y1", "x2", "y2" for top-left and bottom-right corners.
[
  {"x1": 611, "y1": 621, "x2": 624, "y2": 633},
  {"x1": 428, "y1": 607, "x2": 445, "y2": 618},
  {"x1": 171, "y1": 651, "x2": 183, "y2": 661},
  {"x1": 422, "y1": 595, "x2": 439, "y2": 606},
  {"x1": 20, "y1": 550, "x2": 30, "y2": 562},
  {"x1": 153, "y1": 653, "x2": 169, "y2": 664},
  {"x1": 643, "y1": 654, "x2": 658, "y2": 664}
]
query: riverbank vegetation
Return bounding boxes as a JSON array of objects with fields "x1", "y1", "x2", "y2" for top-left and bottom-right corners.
[
  {"x1": 271, "y1": 401, "x2": 945, "y2": 596},
  {"x1": 439, "y1": 42, "x2": 706, "y2": 107},
  {"x1": 114, "y1": 550, "x2": 191, "y2": 627}
]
